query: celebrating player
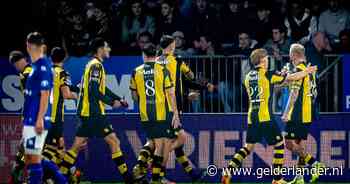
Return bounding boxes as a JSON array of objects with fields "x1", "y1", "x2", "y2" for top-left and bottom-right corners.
[
  {"x1": 41, "y1": 46, "x2": 80, "y2": 181},
  {"x1": 281, "y1": 43, "x2": 324, "y2": 184},
  {"x1": 58, "y1": 38, "x2": 133, "y2": 183},
  {"x1": 221, "y1": 48, "x2": 317, "y2": 184},
  {"x1": 132, "y1": 35, "x2": 214, "y2": 182},
  {"x1": 130, "y1": 43, "x2": 179, "y2": 184}
]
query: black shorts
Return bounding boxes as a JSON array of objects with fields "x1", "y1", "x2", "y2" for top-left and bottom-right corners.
[
  {"x1": 141, "y1": 120, "x2": 175, "y2": 139},
  {"x1": 45, "y1": 122, "x2": 64, "y2": 146},
  {"x1": 246, "y1": 120, "x2": 283, "y2": 145},
  {"x1": 285, "y1": 121, "x2": 311, "y2": 140},
  {"x1": 76, "y1": 116, "x2": 114, "y2": 138}
]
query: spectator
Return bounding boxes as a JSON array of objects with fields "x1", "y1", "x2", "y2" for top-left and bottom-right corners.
[
  {"x1": 172, "y1": 31, "x2": 195, "y2": 56},
  {"x1": 193, "y1": 35, "x2": 216, "y2": 56},
  {"x1": 318, "y1": 0, "x2": 350, "y2": 44},
  {"x1": 305, "y1": 32, "x2": 332, "y2": 71},
  {"x1": 219, "y1": 0, "x2": 244, "y2": 44},
  {"x1": 219, "y1": 31, "x2": 256, "y2": 112},
  {"x1": 264, "y1": 25, "x2": 292, "y2": 61},
  {"x1": 250, "y1": 3, "x2": 273, "y2": 47},
  {"x1": 126, "y1": 31, "x2": 153, "y2": 55},
  {"x1": 230, "y1": 31, "x2": 257, "y2": 56},
  {"x1": 190, "y1": 0, "x2": 219, "y2": 42},
  {"x1": 64, "y1": 11, "x2": 90, "y2": 56},
  {"x1": 155, "y1": 0, "x2": 187, "y2": 41},
  {"x1": 85, "y1": 2, "x2": 110, "y2": 39},
  {"x1": 335, "y1": 29, "x2": 350, "y2": 53},
  {"x1": 120, "y1": 0, "x2": 155, "y2": 46},
  {"x1": 305, "y1": 0, "x2": 324, "y2": 18},
  {"x1": 57, "y1": 1, "x2": 73, "y2": 37},
  {"x1": 271, "y1": 0, "x2": 288, "y2": 23},
  {"x1": 284, "y1": 0, "x2": 317, "y2": 43}
]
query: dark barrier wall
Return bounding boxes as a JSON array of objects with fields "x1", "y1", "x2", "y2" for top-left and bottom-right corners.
[{"x1": 1, "y1": 114, "x2": 349, "y2": 182}]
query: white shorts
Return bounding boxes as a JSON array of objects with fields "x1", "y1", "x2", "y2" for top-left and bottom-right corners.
[{"x1": 22, "y1": 125, "x2": 48, "y2": 155}]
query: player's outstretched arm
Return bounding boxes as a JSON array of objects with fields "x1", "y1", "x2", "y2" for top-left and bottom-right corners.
[
  {"x1": 105, "y1": 87, "x2": 122, "y2": 101},
  {"x1": 61, "y1": 85, "x2": 78, "y2": 99},
  {"x1": 285, "y1": 65, "x2": 317, "y2": 82}
]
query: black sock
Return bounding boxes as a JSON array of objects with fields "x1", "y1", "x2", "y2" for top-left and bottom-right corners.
[
  {"x1": 273, "y1": 142, "x2": 285, "y2": 181},
  {"x1": 175, "y1": 146, "x2": 194, "y2": 176},
  {"x1": 160, "y1": 166, "x2": 166, "y2": 178},
  {"x1": 304, "y1": 153, "x2": 316, "y2": 166},
  {"x1": 152, "y1": 155, "x2": 163, "y2": 181},
  {"x1": 137, "y1": 145, "x2": 152, "y2": 169},
  {"x1": 228, "y1": 147, "x2": 250, "y2": 168},
  {"x1": 112, "y1": 151, "x2": 132, "y2": 182}
]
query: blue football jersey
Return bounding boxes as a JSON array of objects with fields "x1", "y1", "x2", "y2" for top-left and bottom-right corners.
[{"x1": 22, "y1": 57, "x2": 53, "y2": 129}]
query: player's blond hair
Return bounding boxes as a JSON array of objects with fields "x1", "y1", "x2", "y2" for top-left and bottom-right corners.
[
  {"x1": 290, "y1": 43, "x2": 305, "y2": 56},
  {"x1": 250, "y1": 48, "x2": 267, "y2": 67}
]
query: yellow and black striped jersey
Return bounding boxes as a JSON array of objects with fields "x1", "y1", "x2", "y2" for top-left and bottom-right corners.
[
  {"x1": 51, "y1": 65, "x2": 71, "y2": 123},
  {"x1": 77, "y1": 57, "x2": 107, "y2": 117},
  {"x1": 287, "y1": 63, "x2": 317, "y2": 123},
  {"x1": 130, "y1": 62, "x2": 173, "y2": 122},
  {"x1": 19, "y1": 64, "x2": 32, "y2": 92},
  {"x1": 244, "y1": 68, "x2": 286, "y2": 124}
]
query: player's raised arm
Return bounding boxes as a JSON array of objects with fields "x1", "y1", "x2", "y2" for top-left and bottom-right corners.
[
  {"x1": 60, "y1": 70, "x2": 78, "y2": 99},
  {"x1": 285, "y1": 65, "x2": 317, "y2": 82}
]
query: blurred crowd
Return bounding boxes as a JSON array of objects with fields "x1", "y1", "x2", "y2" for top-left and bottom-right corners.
[
  {"x1": 0, "y1": 0, "x2": 346, "y2": 113},
  {"x1": 2, "y1": 0, "x2": 350, "y2": 61}
]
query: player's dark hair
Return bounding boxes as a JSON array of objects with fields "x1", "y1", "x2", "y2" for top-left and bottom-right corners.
[
  {"x1": 26, "y1": 32, "x2": 45, "y2": 46},
  {"x1": 9, "y1": 51, "x2": 25, "y2": 64},
  {"x1": 161, "y1": 0, "x2": 174, "y2": 7},
  {"x1": 142, "y1": 43, "x2": 157, "y2": 57},
  {"x1": 89, "y1": 37, "x2": 106, "y2": 54},
  {"x1": 160, "y1": 35, "x2": 175, "y2": 49},
  {"x1": 272, "y1": 24, "x2": 287, "y2": 34},
  {"x1": 51, "y1": 47, "x2": 66, "y2": 63}
]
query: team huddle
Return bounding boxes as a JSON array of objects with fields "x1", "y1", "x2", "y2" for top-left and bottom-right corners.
[{"x1": 8, "y1": 31, "x2": 322, "y2": 184}]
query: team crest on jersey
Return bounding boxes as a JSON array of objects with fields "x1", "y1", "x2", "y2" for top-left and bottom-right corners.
[
  {"x1": 92, "y1": 70, "x2": 100, "y2": 77},
  {"x1": 41, "y1": 66, "x2": 47, "y2": 71}
]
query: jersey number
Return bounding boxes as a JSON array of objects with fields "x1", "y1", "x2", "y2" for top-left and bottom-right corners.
[
  {"x1": 145, "y1": 80, "x2": 155, "y2": 97},
  {"x1": 248, "y1": 86, "x2": 263, "y2": 103}
]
